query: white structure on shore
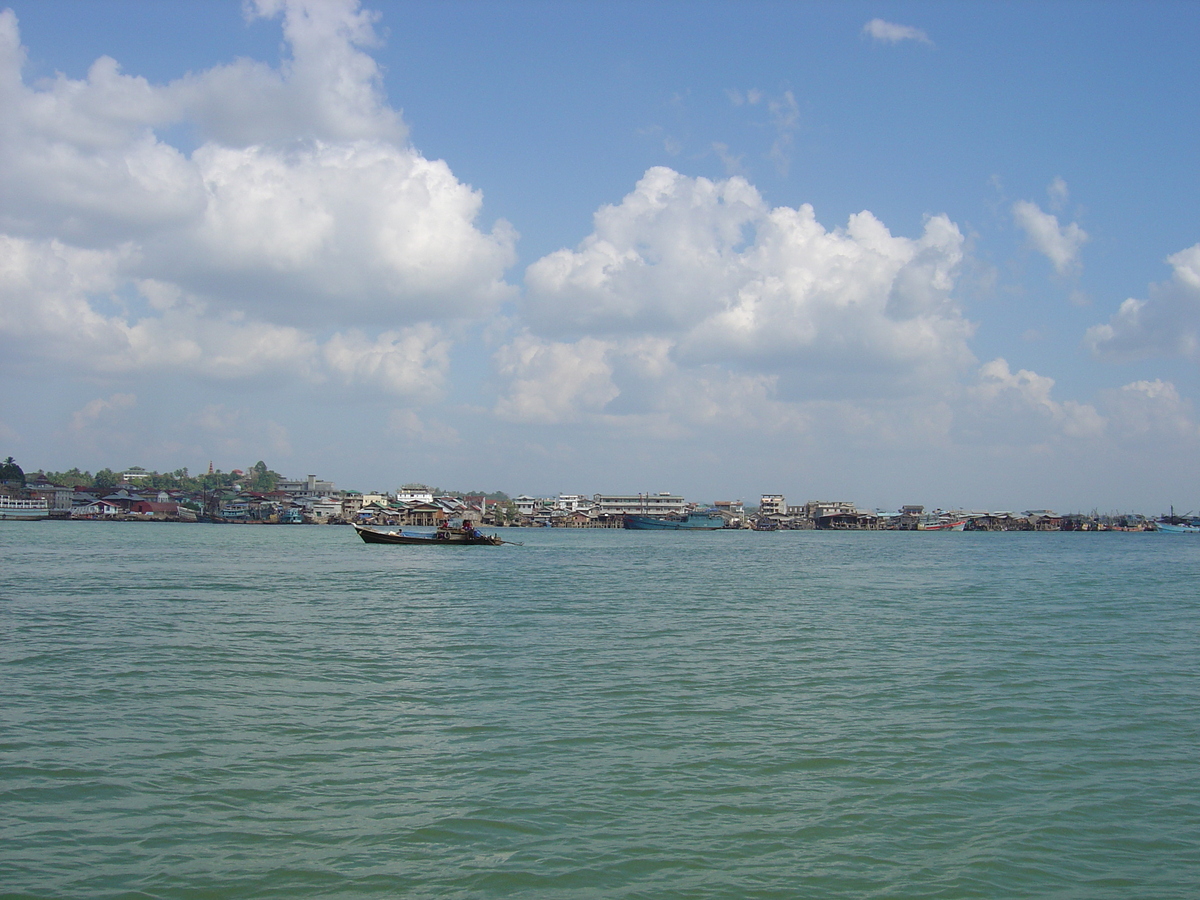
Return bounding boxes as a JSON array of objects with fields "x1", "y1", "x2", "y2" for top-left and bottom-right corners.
[
  {"x1": 593, "y1": 493, "x2": 686, "y2": 517},
  {"x1": 759, "y1": 494, "x2": 786, "y2": 516},
  {"x1": 396, "y1": 487, "x2": 434, "y2": 504},
  {"x1": 277, "y1": 475, "x2": 338, "y2": 499}
]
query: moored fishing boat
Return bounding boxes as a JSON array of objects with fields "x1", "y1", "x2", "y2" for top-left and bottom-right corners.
[
  {"x1": 0, "y1": 496, "x2": 50, "y2": 520},
  {"x1": 623, "y1": 512, "x2": 726, "y2": 530},
  {"x1": 354, "y1": 521, "x2": 505, "y2": 545},
  {"x1": 916, "y1": 518, "x2": 967, "y2": 531},
  {"x1": 1155, "y1": 521, "x2": 1200, "y2": 534}
]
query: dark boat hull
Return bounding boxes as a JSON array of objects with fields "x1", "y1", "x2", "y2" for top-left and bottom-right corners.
[{"x1": 355, "y1": 524, "x2": 502, "y2": 545}]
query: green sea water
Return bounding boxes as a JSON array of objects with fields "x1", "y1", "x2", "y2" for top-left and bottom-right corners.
[{"x1": 2, "y1": 521, "x2": 1198, "y2": 899}]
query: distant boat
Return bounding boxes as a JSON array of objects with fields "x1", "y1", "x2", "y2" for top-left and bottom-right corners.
[
  {"x1": 916, "y1": 519, "x2": 967, "y2": 531},
  {"x1": 623, "y1": 512, "x2": 726, "y2": 530},
  {"x1": 0, "y1": 496, "x2": 49, "y2": 520},
  {"x1": 354, "y1": 523, "x2": 504, "y2": 545},
  {"x1": 1156, "y1": 521, "x2": 1200, "y2": 534}
]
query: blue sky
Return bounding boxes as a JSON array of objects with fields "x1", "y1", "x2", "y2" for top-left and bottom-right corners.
[{"x1": 1, "y1": 0, "x2": 1198, "y2": 511}]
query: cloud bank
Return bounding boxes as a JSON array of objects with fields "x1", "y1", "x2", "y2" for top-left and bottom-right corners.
[
  {"x1": 0, "y1": 0, "x2": 515, "y2": 397},
  {"x1": 3, "y1": 0, "x2": 1195, "y2": 509}
]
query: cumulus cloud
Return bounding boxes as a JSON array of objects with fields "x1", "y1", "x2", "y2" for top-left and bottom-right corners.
[
  {"x1": 177, "y1": 0, "x2": 404, "y2": 146},
  {"x1": 493, "y1": 334, "x2": 620, "y2": 423},
  {"x1": 1086, "y1": 244, "x2": 1200, "y2": 362},
  {"x1": 0, "y1": 234, "x2": 449, "y2": 396},
  {"x1": 518, "y1": 167, "x2": 974, "y2": 417},
  {"x1": 1012, "y1": 198, "x2": 1088, "y2": 275},
  {"x1": 862, "y1": 19, "x2": 933, "y2": 46},
  {"x1": 0, "y1": 0, "x2": 516, "y2": 387},
  {"x1": 70, "y1": 393, "x2": 137, "y2": 431},
  {"x1": 1047, "y1": 175, "x2": 1069, "y2": 211},
  {"x1": 1100, "y1": 379, "x2": 1200, "y2": 441},
  {"x1": 322, "y1": 325, "x2": 451, "y2": 396},
  {"x1": 176, "y1": 140, "x2": 515, "y2": 326},
  {"x1": 958, "y1": 358, "x2": 1105, "y2": 444}
]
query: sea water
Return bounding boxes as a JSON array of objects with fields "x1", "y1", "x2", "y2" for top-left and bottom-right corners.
[{"x1": 1, "y1": 521, "x2": 1198, "y2": 899}]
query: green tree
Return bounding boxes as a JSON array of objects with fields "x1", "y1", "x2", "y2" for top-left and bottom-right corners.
[
  {"x1": 93, "y1": 468, "x2": 118, "y2": 490},
  {"x1": 44, "y1": 468, "x2": 92, "y2": 487},
  {"x1": 0, "y1": 456, "x2": 25, "y2": 486},
  {"x1": 496, "y1": 500, "x2": 518, "y2": 525},
  {"x1": 249, "y1": 460, "x2": 278, "y2": 492}
]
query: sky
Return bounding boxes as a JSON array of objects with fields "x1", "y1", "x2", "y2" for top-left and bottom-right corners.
[{"x1": 1, "y1": 0, "x2": 1198, "y2": 512}]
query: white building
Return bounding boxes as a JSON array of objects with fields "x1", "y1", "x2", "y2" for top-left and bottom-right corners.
[
  {"x1": 759, "y1": 494, "x2": 786, "y2": 516},
  {"x1": 309, "y1": 497, "x2": 343, "y2": 522},
  {"x1": 396, "y1": 487, "x2": 434, "y2": 504},
  {"x1": 515, "y1": 495, "x2": 541, "y2": 516},
  {"x1": 277, "y1": 474, "x2": 338, "y2": 500},
  {"x1": 554, "y1": 494, "x2": 589, "y2": 512},
  {"x1": 593, "y1": 493, "x2": 686, "y2": 516}
]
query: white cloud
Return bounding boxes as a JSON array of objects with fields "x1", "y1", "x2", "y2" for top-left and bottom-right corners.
[
  {"x1": 522, "y1": 167, "x2": 974, "y2": 409},
  {"x1": 177, "y1": 0, "x2": 404, "y2": 146},
  {"x1": 1100, "y1": 379, "x2": 1200, "y2": 441},
  {"x1": 958, "y1": 358, "x2": 1105, "y2": 444},
  {"x1": 0, "y1": 0, "x2": 516, "y2": 371},
  {"x1": 386, "y1": 409, "x2": 460, "y2": 444},
  {"x1": 322, "y1": 325, "x2": 450, "y2": 396},
  {"x1": 70, "y1": 393, "x2": 137, "y2": 431},
  {"x1": 176, "y1": 140, "x2": 516, "y2": 326},
  {"x1": 862, "y1": 19, "x2": 933, "y2": 46},
  {"x1": 0, "y1": 234, "x2": 455, "y2": 398},
  {"x1": 767, "y1": 90, "x2": 799, "y2": 174},
  {"x1": 1086, "y1": 244, "x2": 1200, "y2": 362},
  {"x1": 1047, "y1": 176, "x2": 1069, "y2": 211},
  {"x1": 1012, "y1": 199, "x2": 1088, "y2": 274},
  {"x1": 493, "y1": 334, "x2": 620, "y2": 423}
]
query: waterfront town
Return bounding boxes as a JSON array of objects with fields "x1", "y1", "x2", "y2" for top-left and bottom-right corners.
[{"x1": 0, "y1": 457, "x2": 1169, "y2": 531}]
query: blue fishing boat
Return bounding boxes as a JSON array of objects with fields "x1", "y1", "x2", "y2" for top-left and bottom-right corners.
[
  {"x1": 623, "y1": 512, "x2": 726, "y2": 530},
  {"x1": 1156, "y1": 521, "x2": 1200, "y2": 534}
]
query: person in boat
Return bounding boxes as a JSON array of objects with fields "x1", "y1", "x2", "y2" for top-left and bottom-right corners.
[{"x1": 462, "y1": 519, "x2": 478, "y2": 538}]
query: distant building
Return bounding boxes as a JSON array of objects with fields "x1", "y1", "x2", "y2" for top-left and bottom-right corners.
[
  {"x1": 277, "y1": 475, "x2": 338, "y2": 500},
  {"x1": 802, "y1": 500, "x2": 859, "y2": 520},
  {"x1": 759, "y1": 494, "x2": 786, "y2": 516},
  {"x1": 514, "y1": 495, "x2": 540, "y2": 517},
  {"x1": 308, "y1": 497, "x2": 342, "y2": 522},
  {"x1": 593, "y1": 493, "x2": 686, "y2": 517},
  {"x1": 396, "y1": 486, "x2": 434, "y2": 504}
]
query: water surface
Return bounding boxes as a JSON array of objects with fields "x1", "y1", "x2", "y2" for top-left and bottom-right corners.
[{"x1": 2, "y1": 522, "x2": 1198, "y2": 898}]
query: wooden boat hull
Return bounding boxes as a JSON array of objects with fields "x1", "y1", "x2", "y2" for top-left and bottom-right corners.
[
  {"x1": 354, "y1": 524, "x2": 502, "y2": 545},
  {"x1": 917, "y1": 520, "x2": 967, "y2": 531}
]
